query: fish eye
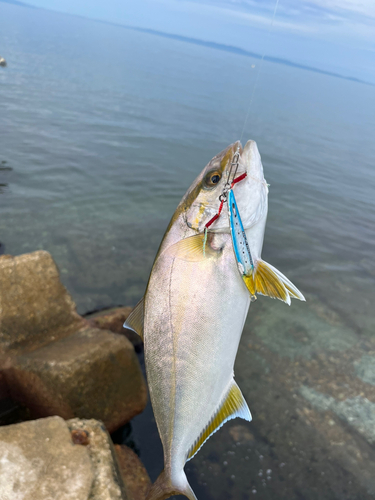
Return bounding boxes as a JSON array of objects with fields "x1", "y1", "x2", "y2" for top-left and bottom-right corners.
[{"x1": 205, "y1": 171, "x2": 221, "y2": 188}]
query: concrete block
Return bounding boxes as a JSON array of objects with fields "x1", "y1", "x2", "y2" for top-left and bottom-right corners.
[
  {"x1": 4, "y1": 328, "x2": 147, "y2": 432},
  {"x1": 0, "y1": 251, "x2": 84, "y2": 352}
]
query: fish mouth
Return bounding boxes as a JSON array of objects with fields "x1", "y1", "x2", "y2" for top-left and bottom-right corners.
[
  {"x1": 222, "y1": 141, "x2": 246, "y2": 185},
  {"x1": 240, "y1": 140, "x2": 265, "y2": 182}
]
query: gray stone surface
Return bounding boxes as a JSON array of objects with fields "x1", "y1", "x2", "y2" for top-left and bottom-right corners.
[{"x1": 0, "y1": 416, "x2": 93, "y2": 500}]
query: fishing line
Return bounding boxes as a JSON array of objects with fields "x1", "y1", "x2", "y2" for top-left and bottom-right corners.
[
  {"x1": 203, "y1": 0, "x2": 280, "y2": 255},
  {"x1": 239, "y1": 0, "x2": 280, "y2": 143}
]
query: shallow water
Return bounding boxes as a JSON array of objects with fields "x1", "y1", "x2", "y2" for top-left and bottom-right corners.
[{"x1": 1, "y1": 3, "x2": 375, "y2": 499}]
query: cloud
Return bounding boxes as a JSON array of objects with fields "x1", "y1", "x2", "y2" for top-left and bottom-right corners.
[{"x1": 172, "y1": 0, "x2": 375, "y2": 48}]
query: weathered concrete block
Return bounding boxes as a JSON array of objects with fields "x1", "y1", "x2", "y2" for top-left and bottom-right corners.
[
  {"x1": 67, "y1": 418, "x2": 127, "y2": 500},
  {"x1": 0, "y1": 416, "x2": 135, "y2": 500},
  {"x1": 0, "y1": 251, "x2": 85, "y2": 352},
  {"x1": 0, "y1": 250, "x2": 147, "y2": 431},
  {"x1": 4, "y1": 328, "x2": 147, "y2": 432},
  {"x1": 114, "y1": 445, "x2": 151, "y2": 500},
  {"x1": 0, "y1": 416, "x2": 94, "y2": 500}
]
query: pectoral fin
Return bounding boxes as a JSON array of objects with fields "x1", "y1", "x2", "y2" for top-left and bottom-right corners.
[
  {"x1": 187, "y1": 380, "x2": 251, "y2": 461},
  {"x1": 242, "y1": 260, "x2": 305, "y2": 305},
  {"x1": 164, "y1": 233, "x2": 220, "y2": 262},
  {"x1": 123, "y1": 297, "x2": 144, "y2": 339}
]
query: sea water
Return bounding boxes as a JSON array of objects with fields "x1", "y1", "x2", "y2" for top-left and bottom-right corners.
[{"x1": 1, "y1": 3, "x2": 375, "y2": 499}]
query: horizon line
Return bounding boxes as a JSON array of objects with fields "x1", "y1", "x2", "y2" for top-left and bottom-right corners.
[
  {"x1": 1, "y1": 0, "x2": 374, "y2": 87},
  {"x1": 126, "y1": 26, "x2": 373, "y2": 87}
]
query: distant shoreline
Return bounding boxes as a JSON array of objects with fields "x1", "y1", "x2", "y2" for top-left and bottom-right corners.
[
  {"x1": 126, "y1": 27, "x2": 374, "y2": 87},
  {"x1": 1, "y1": 0, "x2": 373, "y2": 87}
]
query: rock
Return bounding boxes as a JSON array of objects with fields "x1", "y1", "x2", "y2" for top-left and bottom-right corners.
[
  {"x1": 0, "y1": 251, "x2": 85, "y2": 352},
  {"x1": 354, "y1": 355, "x2": 375, "y2": 386},
  {"x1": 228, "y1": 424, "x2": 254, "y2": 444},
  {"x1": 0, "y1": 57, "x2": 6, "y2": 67},
  {"x1": 0, "y1": 416, "x2": 132, "y2": 500},
  {"x1": 0, "y1": 416, "x2": 94, "y2": 500},
  {"x1": 85, "y1": 307, "x2": 142, "y2": 349},
  {"x1": 4, "y1": 328, "x2": 147, "y2": 433},
  {"x1": 0, "y1": 251, "x2": 147, "y2": 431},
  {"x1": 67, "y1": 418, "x2": 127, "y2": 500},
  {"x1": 114, "y1": 445, "x2": 151, "y2": 500},
  {"x1": 300, "y1": 386, "x2": 375, "y2": 445}
]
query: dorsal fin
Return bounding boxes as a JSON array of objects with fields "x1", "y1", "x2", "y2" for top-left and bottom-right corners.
[
  {"x1": 187, "y1": 380, "x2": 251, "y2": 461},
  {"x1": 164, "y1": 233, "x2": 220, "y2": 262},
  {"x1": 242, "y1": 259, "x2": 305, "y2": 305},
  {"x1": 123, "y1": 297, "x2": 144, "y2": 340}
]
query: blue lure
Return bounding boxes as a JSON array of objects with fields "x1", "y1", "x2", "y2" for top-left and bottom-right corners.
[{"x1": 228, "y1": 189, "x2": 257, "y2": 301}]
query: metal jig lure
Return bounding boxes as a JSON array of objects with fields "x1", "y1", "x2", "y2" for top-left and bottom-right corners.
[{"x1": 203, "y1": 149, "x2": 256, "y2": 301}]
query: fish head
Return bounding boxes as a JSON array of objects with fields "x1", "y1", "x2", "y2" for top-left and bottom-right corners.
[{"x1": 184, "y1": 140, "x2": 268, "y2": 236}]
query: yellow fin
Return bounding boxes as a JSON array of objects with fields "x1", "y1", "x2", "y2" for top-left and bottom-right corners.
[
  {"x1": 243, "y1": 274, "x2": 256, "y2": 296},
  {"x1": 123, "y1": 298, "x2": 144, "y2": 340},
  {"x1": 252, "y1": 260, "x2": 305, "y2": 305},
  {"x1": 145, "y1": 469, "x2": 197, "y2": 500},
  {"x1": 187, "y1": 380, "x2": 251, "y2": 461},
  {"x1": 165, "y1": 234, "x2": 220, "y2": 262}
]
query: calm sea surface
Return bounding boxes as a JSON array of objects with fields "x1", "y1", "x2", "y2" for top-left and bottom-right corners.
[{"x1": 1, "y1": 3, "x2": 375, "y2": 499}]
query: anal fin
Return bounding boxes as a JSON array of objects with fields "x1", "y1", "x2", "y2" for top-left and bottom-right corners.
[
  {"x1": 187, "y1": 380, "x2": 251, "y2": 461},
  {"x1": 123, "y1": 297, "x2": 144, "y2": 340}
]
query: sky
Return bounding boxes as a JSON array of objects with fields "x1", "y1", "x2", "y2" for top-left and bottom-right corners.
[{"x1": 8, "y1": 0, "x2": 375, "y2": 83}]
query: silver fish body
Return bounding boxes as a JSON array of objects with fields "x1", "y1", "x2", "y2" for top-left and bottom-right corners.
[
  {"x1": 145, "y1": 231, "x2": 250, "y2": 497},
  {"x1": 125, "y1": 140, "x2": 304, "y2": 500}
]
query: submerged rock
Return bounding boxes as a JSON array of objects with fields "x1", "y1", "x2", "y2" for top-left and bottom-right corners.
[
  {"x1": 354, "y1": 355, "x2": 375, "y2": 386},
  {"x1": 0, "y1": 57, "x2": 6, "y2": 67},
  {"x1": 300, "y1": 385, "x2": 375, "y2": 445}
]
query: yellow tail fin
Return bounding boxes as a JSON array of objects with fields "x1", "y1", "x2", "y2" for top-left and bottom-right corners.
[{"x1": 146, "y1": 470, "x2": 197, "y2": 500}]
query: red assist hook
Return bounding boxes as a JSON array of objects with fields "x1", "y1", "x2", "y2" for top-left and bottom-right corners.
[
  {"x1": 204, "y1": 170, "x2": 247, "y2": 231},
  {"x1": 202, "y1": 151, "x2": 247, "y2": 256}
]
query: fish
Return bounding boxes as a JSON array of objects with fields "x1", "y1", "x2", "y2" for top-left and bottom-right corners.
[{"x1": 125, "y1": 140, "x2": 305, "y2": 500}]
